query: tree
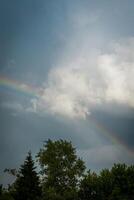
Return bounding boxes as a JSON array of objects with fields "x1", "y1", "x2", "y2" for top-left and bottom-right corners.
[
  {"x1": 0, "y1": 192, "x2": 14, "y2": 200},
  {"x1": 127, "y1": 165, "x2": 134, "y2": 199},
  {"x1": 37, "y1": 139, "x2": 85, "y2": 200},
  {"x1": 111, "y1": 164, "x2": 128, "y2": 198},
  {"x1": 0, "y1": 185, "x2": 2, "y2": 196},
  {"x1": 99, "y1": 168, "x2": 113, "y2": 200},
  {"x1": 13, "y1": 152, "x2": 41, "y2": 200},
  {"x1": 0, "y1": 185, "x2": 14, "y2": 200},
  {"x1": 79, "y1": 170, "x2": 100, "y2": 200}
]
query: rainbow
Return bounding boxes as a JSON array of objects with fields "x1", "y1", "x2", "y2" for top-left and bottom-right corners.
[
  {"x1": 0, "y1": 75, "x2": 133, "y2": 156},
  {"x1": 89, "y1": 116, "x2": 134, "y2": 156},
  {"x1": 0, "y1": 75, "x2": 41, "y2": 98}
]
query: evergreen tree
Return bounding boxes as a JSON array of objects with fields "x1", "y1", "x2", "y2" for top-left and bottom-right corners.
[{"x1": 14, "y1": 152, "x2": 41, "y2": 200}]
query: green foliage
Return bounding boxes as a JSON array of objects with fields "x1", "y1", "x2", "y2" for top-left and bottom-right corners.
[
  {"x1": 0, "y1": 185, "x2": 14, "y2": 200},
  {"x1": 0, "y1": 185, "x2": 2, "y2": 196},
  {"x1": 4, "y1": 169, "x2": 18, "y2": 177},
  {"x1": 37, "y1": 139, "x2": 85, "y2": 200},
  {"x1": 127, "y1": 165, "x2": 134, "y2": 198},
  {"x1": 0, "y1": 192, "x2": 14, "y2": 200},
  {"x1": 99, "y1": 169, "x2": 113, "y2": 199},
  {"x1": 79, "y1": 163, "x2": 134, "y2": 200},
  {"x1": 79, "y1": 170, "x2": 101, "y2": 200},
  {"x1": 13, "y1": 152, "x2": 41, "y2": 200},
  {"x1": 1, "y1": 140, "x2": 134, "y2": 200}
]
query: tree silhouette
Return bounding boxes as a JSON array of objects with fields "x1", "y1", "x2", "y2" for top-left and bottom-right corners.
[
  {"x1": 1, "y1": 140, "x2": 134, "y2": 200},
  {"x1": 13, "y1": 152, "x2": 41, "y2": 200}
]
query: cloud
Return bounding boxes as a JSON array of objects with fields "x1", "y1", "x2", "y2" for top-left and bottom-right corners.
[
  {"x1": 3, "y1": 38, "x2": 134, "y2": 120},
  {"x1": 32, "y1": 37, "x2": 134, "y2": 119},
  {"x1": 1, "y1": 100, "x2": 37, "y2": 115},
  {"x1": 1, "y1": 102, "x2": 24, "y2": 112}
]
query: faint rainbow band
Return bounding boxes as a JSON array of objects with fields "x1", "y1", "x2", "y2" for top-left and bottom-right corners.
[{"x1": 0, "y1": 75, "x2": 133, "y2": 156}]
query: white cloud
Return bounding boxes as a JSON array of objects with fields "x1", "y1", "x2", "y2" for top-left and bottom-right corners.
[{"x1": 33, "y1": 37, "x2": 134, "y2": 119}]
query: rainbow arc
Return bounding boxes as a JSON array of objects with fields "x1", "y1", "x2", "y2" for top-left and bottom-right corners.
[{"x1": 0, "y1": 75, "x2": 133, "y2": 156}]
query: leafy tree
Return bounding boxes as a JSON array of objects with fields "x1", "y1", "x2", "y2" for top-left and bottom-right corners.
[
  {"x1": 37, "y1": 139, "x2": 85, "y2": 200},
  {"x1": 0, "y1": 185, "x2": 14, "y2": 200},
  {"x1": 13, "y1": 151, "x2": 41, "y2": 200},
  {"x1": 79, "y1": 170, "x2": 100, "y2": 200},
  {"x1": 111, "y1": 163, "x2": 128, "y2": 199},
  {"x1": 79, "y1": 163, "x2": 134, "y2": 200},
  {"x1": 126, "y1": 165, "x2": 134, "y2": 199},
  {"x1": 99, "y1": 169, "x2": 113, "y2": 200},
  {"x1": 0, "y1": 185, "x2": 2, "y2": 196},
  {"x1": 1, "y1": 138, "x2": 134, "y2": 200},
  {"x1": 0, "y1": 192, "x2": 14, "y2": 200}
]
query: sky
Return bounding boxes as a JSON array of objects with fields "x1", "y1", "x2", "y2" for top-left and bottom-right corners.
[{"x1": 0, "y1": 0, "x2": 134, "y2": 185}]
